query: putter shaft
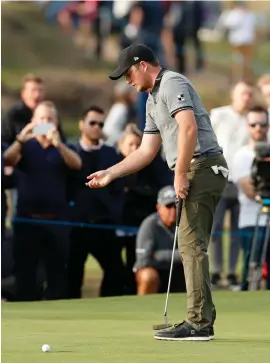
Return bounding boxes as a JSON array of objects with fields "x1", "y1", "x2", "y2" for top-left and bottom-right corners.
[{"x1": 152, "y1": 200, "x2": 183, "y2": 331}]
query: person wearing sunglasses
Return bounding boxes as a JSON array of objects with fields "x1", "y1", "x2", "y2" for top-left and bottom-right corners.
[
  {"x1": 67, "y1": 105, "x2": 125, "y2": 299},
  {"x1": 257, "y1": 74, "x2": 270, "y2": 142},
  {"x1": 231, "y1": 105, "x2": 270, "y2": 291}
]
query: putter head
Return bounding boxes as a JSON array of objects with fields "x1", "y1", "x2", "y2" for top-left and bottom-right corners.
[{"x1": 152, "y1": 323, "x2": 172, "y2": 331}]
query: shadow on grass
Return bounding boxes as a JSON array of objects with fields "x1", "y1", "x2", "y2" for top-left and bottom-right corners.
[{"x1": 216, "y1": 338, "x2": 270, "y2": 344}]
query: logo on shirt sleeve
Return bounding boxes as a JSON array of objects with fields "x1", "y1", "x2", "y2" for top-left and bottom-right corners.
[{"x1": 177, "y1": 94, "x2": 185, "y2": 102}]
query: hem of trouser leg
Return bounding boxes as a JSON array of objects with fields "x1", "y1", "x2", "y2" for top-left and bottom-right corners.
[{"x1": 185, "y1": 319, "x2": 201, "y2": 331}]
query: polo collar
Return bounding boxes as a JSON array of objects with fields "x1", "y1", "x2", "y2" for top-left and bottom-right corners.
[{"x1": 151, "y1": 68, "x2": 168, "y2": 94}]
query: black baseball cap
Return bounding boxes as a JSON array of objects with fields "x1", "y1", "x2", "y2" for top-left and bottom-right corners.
[{"x1": 109, "y1": 44, "x2": 156, "y2": 80}]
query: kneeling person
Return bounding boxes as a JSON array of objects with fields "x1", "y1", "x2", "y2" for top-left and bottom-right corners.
[{"x1": 134, "y1": 186, "x2": 186, "y2": 295}]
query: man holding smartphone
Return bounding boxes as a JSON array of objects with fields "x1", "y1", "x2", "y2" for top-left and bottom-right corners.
[{"x1": 4, "y1": 101, "x2": 81, "y2": 301}]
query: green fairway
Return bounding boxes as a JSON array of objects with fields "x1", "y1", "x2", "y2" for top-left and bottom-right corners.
[{"x1": 2, "y1": 292, "x2": 270, "y2": 363}]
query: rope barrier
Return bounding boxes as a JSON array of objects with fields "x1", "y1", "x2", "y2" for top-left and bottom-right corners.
[
  {"x1": 11, "y1": 217, "x2": 266, "y2": 238},
  {"x1": 12, "y1": 217, "x2": 139, "y2": 234}
]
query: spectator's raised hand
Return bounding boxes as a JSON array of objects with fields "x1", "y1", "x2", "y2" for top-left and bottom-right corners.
[
  {"x1": 46, "y1": 126, "x2": 61, "y2": 148},
  {"x1": 17, "y1": 122, "x2": 35, "y2": 143}
]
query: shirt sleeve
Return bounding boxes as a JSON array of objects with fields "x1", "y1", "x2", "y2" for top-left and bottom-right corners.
[
  {"x1": 161, "y1": 76, "x2": 194, "y2": 117},
  {"x1": 134, "y1": 218, "x2": 157, "y2": 271},
  {"x1": 1, "y1": 109, "x2": 16, "y2": 145},
  {"x1": 209, "y1": 108, "x2": 221, "y2": 132},
  {"x1": 16, "y1": 143, "x2": 27, "y2": 171},
  {"x1": 154, "y1": 249, "x2": 181, "y2": 264},
  {"x1": 231, "y1": 149, "x2": 254, "y2": 184},
  {"x1": 224, "y1": 11, "x2": 239, "y2": 28},
  {"x1": 103, "y1": 104, "x2": 128, "y2": 146},
  {"x1": 144, "y1": 99, "x2": 160, "y2": 135},
  {"x1": 66, "y1": 143, "x2": 78, "y2": 153}
]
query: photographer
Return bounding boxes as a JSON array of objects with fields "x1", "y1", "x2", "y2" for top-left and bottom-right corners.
[
  {"x1": 231, "y1": 106, "x2": 270, "y2": 290},
  {"x1": 4, "y1": 101, "x2": 81, "y2": 301}
]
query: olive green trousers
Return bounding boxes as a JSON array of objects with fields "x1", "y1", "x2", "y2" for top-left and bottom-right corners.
[{"x1": 178, "y1": 154, "x2": 228, "y2": 330}]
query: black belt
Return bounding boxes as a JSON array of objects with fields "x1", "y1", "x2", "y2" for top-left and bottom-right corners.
[{"x1": 193, "y1": 151, "x2": 223, "y2": 159}]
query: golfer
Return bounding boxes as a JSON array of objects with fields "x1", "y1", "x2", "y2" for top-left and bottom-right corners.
[{"x1": 86, "y1": 44, "x2": 228, "y2": 341}]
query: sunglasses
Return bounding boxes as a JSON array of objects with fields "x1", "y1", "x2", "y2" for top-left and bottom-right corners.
[
  {"x1": 248, "y1": 122, "x2": 268, "y2": 128},
  {"x1": 87, "y1": 120, "x2": 104, "y2": 128}
]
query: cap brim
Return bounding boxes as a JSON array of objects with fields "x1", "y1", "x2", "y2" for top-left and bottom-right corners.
[
  {"x1": 158, "y1": 198, "x2": 176, "y2": 206},
  {"x1": 164, "y1": 200, "x2": 176, "y2": 206},
  {"x1": 109, "y1": 65, "x2": 130, "y2": 80}
]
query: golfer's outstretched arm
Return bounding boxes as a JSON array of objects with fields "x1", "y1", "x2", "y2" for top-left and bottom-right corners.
[
  {"x1": 86, "y1": 133, "x2": 162, "y2": 188},
  {"x1": 109, "y1": 133, "x2": 162, "y2": 179}
]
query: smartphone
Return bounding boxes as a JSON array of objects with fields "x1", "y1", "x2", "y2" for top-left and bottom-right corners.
[{"x1": 33, "y1": 123, "x2": 54, "y2": 136}]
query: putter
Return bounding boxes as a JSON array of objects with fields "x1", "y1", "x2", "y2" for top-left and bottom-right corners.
[{"x1": 152, "y1": 198, "x2": 183, "y2": 331}]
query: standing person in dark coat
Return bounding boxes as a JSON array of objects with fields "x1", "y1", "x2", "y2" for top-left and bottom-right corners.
[
  {"x1": 2, "y1": 73, "x2": 65, "y2": 145},
  {"x1": 3, "y1": 101, "x2": 81, "y2": 301},
  {"x1": 67, "y1": 105, "x2": 125, "y2": 298}
]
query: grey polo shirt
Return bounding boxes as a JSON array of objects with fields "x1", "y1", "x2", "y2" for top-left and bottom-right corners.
[
  {"x1": 134, "y1": 212, "x2": 181, "y2": 271},
  {"x1": 144, "y1": 69, "x2": 222, "y2": 170}
]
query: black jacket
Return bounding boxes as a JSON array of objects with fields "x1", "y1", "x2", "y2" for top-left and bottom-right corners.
[
  {"x1": 2, "y1": 100, "x2": 66, "y2": 145},
  {"x1": 68, "y1": 143, "x2": 125, "y2": 224},
  {"x1": 121, "y1": 150, "x2": 173, "y2": 226}
]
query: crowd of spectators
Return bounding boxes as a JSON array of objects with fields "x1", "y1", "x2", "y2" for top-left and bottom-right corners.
[{"x1": 1, "y1": 1, "x2": 270, "y2": 301}]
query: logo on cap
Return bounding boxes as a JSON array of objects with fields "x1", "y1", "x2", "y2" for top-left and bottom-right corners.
[
  {"x1": 134, "y1": 57, "x2": 139, "y2": 61},
  {"x1": 163, "y1": 190, "x2": 175, "y2": 198}
]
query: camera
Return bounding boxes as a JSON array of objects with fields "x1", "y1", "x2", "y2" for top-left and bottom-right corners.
[{"x1": 251, "y1": 142, "x2": 270, "y2": 199}]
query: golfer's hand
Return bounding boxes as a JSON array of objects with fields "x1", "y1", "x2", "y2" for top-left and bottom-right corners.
[
  {"x1": 174, "y1": 173, "x2": 189, "y2": 199},
  {"x1": 86, "y1": 170, "x2": 112, "y2": 188}
]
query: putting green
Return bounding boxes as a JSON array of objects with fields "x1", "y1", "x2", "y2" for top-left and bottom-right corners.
[{"x1": 2, "y1": 291, "x2": 270, "y2": 363}]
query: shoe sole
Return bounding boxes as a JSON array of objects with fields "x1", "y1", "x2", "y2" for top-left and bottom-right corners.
[
  {"x1": 154, "y1": 336, "x2": 210, "y2": 341},
  {"x1": 209, "y1": 335, "x2": 215, "y2": 340}
]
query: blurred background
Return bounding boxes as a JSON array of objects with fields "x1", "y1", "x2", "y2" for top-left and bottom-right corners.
[
  {"x1": 2, "y1": 0, "x2": 269, "y2": 137},
  {"x1": 1, "y1": 0, "x2": 270, "y2": 302}
]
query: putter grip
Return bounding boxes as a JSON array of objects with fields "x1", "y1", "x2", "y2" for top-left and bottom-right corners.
[{"x1": 176, "y1": 199, "x2": 183, "y2": 227}]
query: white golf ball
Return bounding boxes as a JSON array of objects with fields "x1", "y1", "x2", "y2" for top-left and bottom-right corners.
[{"x1": 42, "y1": 344, "x2": 51, "y2": 352}]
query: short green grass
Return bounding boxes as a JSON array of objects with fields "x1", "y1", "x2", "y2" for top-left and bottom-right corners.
[{"x1": 2, "y1": 292, "x2": 270, "y2": 363}]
